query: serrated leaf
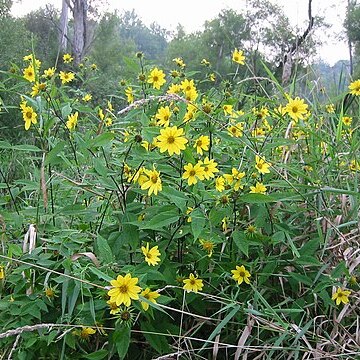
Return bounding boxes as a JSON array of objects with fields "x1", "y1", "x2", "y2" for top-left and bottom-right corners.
[
  {"x1": 96, "y1": 235, "x2": 114, "y2": 263},
  {"x1": 232, "y1": 230, "x2": 249, "y2": 257},
  {"x1": 141, "y1": 321, "x2": 171, "y2": 354},
  {"x1": 113, "y1": 325, "x2": 130, "y2": 359},
  {"x1": 191, "y1": 208, "x2": 205, "y2": 240},
  {"x1": 89, "y1": 267, "x2": 113, "y2": 282},
  {"x1": 45, "y1": 141, "x2": 66, "y2": 165},
  {"x1": 89, "y1": 132, "x2": 114, "y2": 148},
  {"x1": 161, "y1": 186, "x2": 187, "y2": 211},
  {"x1": 140, "y1": 210, "x2": 179, "y2": 230},
  {"x1": 61, "y1": 103, "x2": 72, "y2": 119}
]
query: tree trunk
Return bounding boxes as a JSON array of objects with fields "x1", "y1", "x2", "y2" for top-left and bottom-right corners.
[
  {"x1": 72, "y1": 0, "x2": 87, "y2": 65},
  {"x1": 59, "y1": 0, "x2": 68, "y2": 51}
]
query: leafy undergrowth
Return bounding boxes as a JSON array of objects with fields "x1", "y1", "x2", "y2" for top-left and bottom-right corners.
[{"x1": 0, "y1": 51, "x2": 359, "y2": 359}]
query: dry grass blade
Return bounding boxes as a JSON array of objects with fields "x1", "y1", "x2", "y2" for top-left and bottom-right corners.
[
  {"x1": 70, "y1": 252, "x2": 100, "y2": 267},
  {"x1": 234, "y1": 313, "x2": 254, "y2": 360}
]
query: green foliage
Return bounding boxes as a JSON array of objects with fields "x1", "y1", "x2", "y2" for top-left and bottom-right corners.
[{"x1": 0, "y1": 3, "x2": 358, "y2": 359}]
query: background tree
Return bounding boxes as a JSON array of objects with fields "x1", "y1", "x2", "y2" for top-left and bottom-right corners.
[{"x1": 344, "y1": 0, "x2": 360, "y2": 76}]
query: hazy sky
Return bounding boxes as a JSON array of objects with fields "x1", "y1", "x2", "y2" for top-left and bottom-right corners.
[{"x1": 11, "y1": 0, "x2": 348, "y2": 66}]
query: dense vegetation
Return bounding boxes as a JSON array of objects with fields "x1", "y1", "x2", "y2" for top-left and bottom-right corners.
[{"x1": 0, "y1": 1, "x2": 359, "y2": 359}]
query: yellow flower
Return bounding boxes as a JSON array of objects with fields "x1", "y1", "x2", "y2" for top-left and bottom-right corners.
[
  {"x1": 82, "y1": 94, "x2": 92, "y2": 102},
  {"x1": 231, "y1": 265, "x2": 251, "y2": 285},
  {"x1": 186, "y1": 207, "x2": 193, "y2": 223},
  {"x1": 66, "y1": 111, "x2": 78, "y2": 130},
  {"x1": 91, "y1": 63, "x2": 97, "y2": 70},
  {"x1": 107, "y1": 101, "x2": 113, "y2": 112},
  {"x1": 209, "y1": 73, "x2": 216, "y2": 82},
  {"x1": 342, "y1": 116, "x2": 352, "y2": 126},
  {"x1": 284, "y1": 97, "x2": 308, "y2": 122},
  {"x1": 140, "y1": 288, "x2": 160, "y2": 311},
  {"x1": 44, "y1": 287, "x2": 56, "y2": 299},
  {"x1": 183, "y1": 273, "x2": 204, "y2": 293},
  {"x1": 348, "y1": 79, "x2": 360, "y2": 96},
  {"x1": 104, "y1": 117, "x2": 112, "y2": 126},
  {"x1": 155, "y1": 106, "x2": 171, "y2": 127},
  {"x1": 183, "y1": 104, "x2": 197, "y2": 123},
  {"x1": 199, "y1": 239, "x2": 215, "y2": 257},
  {"x1": 43, "y1": 67, "x2": 56, "y2": 78},
  {"x1": 23, "y1": 65, "x2": 36, "y2": 82},
  {"x1": 107, "y1": 273, "x2": 141, "y2": 307},
  {"x1": 223, "y1": 104, "x2": 233, "y2": 115},
  {"x1": 331, "y1": 287, "x2": 351, "y2": 305},
  {"x1": 349, "y1": 160, "x2": 360, "y2": 171},
  {"x1": 194, "y1": 135, "x2": 210, "y2": 155},
  {"x1": 199, "y1": 157, "x2": 219, "y2": 180},
  {"x1": 141, "y1": 242, "x2": 161, "y2": 266},
  {"x1": 201, "y1": 58, "x2": 210, "y2": 66},
  {"x1": 182, "y1": 162, "x2": 205, "y2": 185},
  {"x1": 30, "y1": 82, "x2": 46, "y2": 97},
  {"x1": 232, "y1": 48, "x2": 245, "y2": 65},
  {"x1": 78, "y1": 327, "x2": 96, "y2": 340},
  {"x1": 173, "y1": 57, "x2": 185, "y2": 68},
  {"x1": 148, "y1": 67, "x2": 166, "y2": 89},
  {"x1": 221, "y1": 217, "x2": 228, "y2": 232},
  {"x1": 224, "y1": 168, "x2": 245, "y2": 191},
  {"x1": 215, "y1": 176, "x2": 225, "y2": 192},
  {"x1": 0, "y1": 266, "x2": 4, "y2": 280},
  {"x1": 227, "y1": 123, "x2": 244, "y2": 137},
  {"x1": 106, "y1": 300, "x2": 120, "y2": 315},
  {"x1": 251, "y1": 127, "x2": 266, "y2": 137},
  {"x1": 125, "y1": 87, "x2": 134, "y2": 103},
  {"x1": 21, "y1": 105, "x2": 37, "y2": 130},
  {"x1": 156, "y1": 126, "x2": 188, "y2": 156},
  {"x1": 98, "y1": 108, "x2": 105, "y2": 121},
  {"x1": 255, "y1": 155, "x2": 271, "y2": 174},
  {"x1": 181, "y1": 78, "x2": 196, "y2": 92},
  {"x1": 253, "y1": 106, "x2": 269, "y2": 120},
  {"x1": 184, "y1": 88, "x2": 198, "y2": 102},
  {"x1": 59, "y1": 71, "x2": 75, "y2": 84},
  {"x1": 167, "y1": 83, "x2": 182, "y2": 94},
  {"x1": 325, "y1": 103, "x2": 335, "y2": 113},
  {"x1": 249, "y1": 182, "x2": 267, "y2": 194},
  {"x1": 140, "y1": 167, "x2": 162, "y2": 196},
  {"x1": 63, "y1": 53, "x2": 73, "y2": 63}
]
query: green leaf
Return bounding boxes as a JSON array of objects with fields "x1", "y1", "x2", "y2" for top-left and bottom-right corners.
[
  {"x1": 209, "y1": 207, "x2": 229, "y2": 226},
  {"x1": 200, "y1": 305, "x2": 240, "y2": 351},
  {"x1": 89, "y1": 267, "x2": 113, "y2": 282},
  {"x1": 239, "y1": 193, "x2": 275, "y2": 203},
  {"x1": 113, "y1": 325, "x2": 131, "y2": 359},
  {"x1": 60, "y1": 204, "x2": 86, "y2": 215},
  {"x1": 82, "y1": 350, "x2": 108, "y2": 360},
  {"x1": 288, "y1": 272, "x2": 313, "y2": 286},
  {"x1": 161, "y1": 186, "x2": 188, "y2": 211},
  {"x1": 96, "y1": 235, "x2": 114, "y2": 263},
  {"x1": 140, "y1": 209, "x2": 180, "y2": 230},
  {"x1": 191, "y1": 208, "x2": 206, "y2": 240},
  {"x1": 12, "y1": 144, "x2": 42, "y2": 152},
  {"x1": 232, "y1": 230, "x2": 249, "y2": 257},
  {"x1": 45, "y1": 141, "x2": 66, "y2": 165},
  {"x1": 141, "y1": 321, "x2": 171, "y2": 354},
  {"x1": 89, "y1": 132, "x2": 114, "y2": 148},
  {"x1": 0, "y1": 140, "x2": 11, "y2": 149},
  {"x1": 93, "y1": 157, "x2": 108, "y2": 177},
  {"x1": 299, "y1": 238, "x2": 319, "y2": 256},
  {"x1": 61, "y1": 103, "x2": 72, "y2": 118}
]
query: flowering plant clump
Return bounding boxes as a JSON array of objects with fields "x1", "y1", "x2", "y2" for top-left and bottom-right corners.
[{"x1": 0, "y1": 47, "x2": 358, "y2": 360}]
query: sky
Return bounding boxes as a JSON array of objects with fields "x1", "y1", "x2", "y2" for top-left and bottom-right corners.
[{"x1": 11, "y1": 0, "x2": 349, "y2": 66}]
